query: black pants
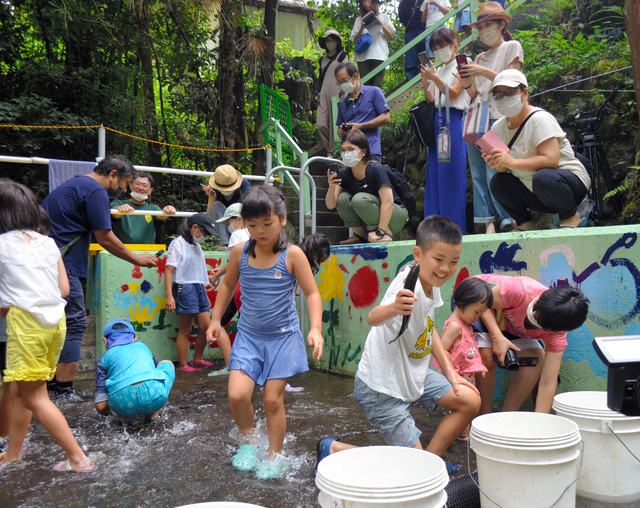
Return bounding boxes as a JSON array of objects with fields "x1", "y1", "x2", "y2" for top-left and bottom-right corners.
[{"x1": 490, "y1": 168, "x2": 588, "y2": 225}]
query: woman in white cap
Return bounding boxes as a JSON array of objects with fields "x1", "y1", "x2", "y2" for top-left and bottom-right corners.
[
  {"x1": 201, "y1": 164, "x2": 251, "y2": 247},
  {"x1": 484, "y1": 69, "x2": 590, "y2": 230},
  {"x1": 315, "y1": 28, "x2": 349, "y2": 156},
  {"x1": 459, "y1": 1, "x2": 523, "y2": 234}
]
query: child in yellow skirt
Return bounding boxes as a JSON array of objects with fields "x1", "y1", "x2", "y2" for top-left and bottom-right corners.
[{"x1": 0, "y1": 180, "x2": 92, "y2": 471}]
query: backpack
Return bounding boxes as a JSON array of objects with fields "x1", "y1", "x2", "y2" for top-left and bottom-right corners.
[{"x1": 378, "y1": 163, "x2": 417, "y2": 217}]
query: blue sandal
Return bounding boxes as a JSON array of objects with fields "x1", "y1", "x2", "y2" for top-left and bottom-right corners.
[
  {"x1": 315, "y1": 437, "x2": 339, "y2": 473},
  {"x1": 232, "y1": 444, "x2": 258, "y2": 472}
]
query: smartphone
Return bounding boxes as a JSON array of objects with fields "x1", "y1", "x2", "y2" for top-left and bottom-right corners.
[
  {"x1": 455, "y1": 54, "x2": 467, "y2": 70},
  {"x1": 328, "y1": 163, "x2": 340, "y2": 177},
  {"x1": 155, "y1": 249, "x2": 165, "y2": 257},
  {"x1": 475, "y1": 130, "x2": 510, "y2": 156},
  {"x1": 418, "y1": 51, "x2": 430, "y2": 66}
]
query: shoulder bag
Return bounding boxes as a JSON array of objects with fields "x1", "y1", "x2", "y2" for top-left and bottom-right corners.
[
  {"x1": 462, "y1": 53, "x2": 490, "y2": 144},
  {"x1": 409, "y1": 100, "x2": 436, "y2": 147}
]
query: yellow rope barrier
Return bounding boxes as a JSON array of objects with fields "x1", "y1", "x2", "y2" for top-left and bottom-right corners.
[{"x1": 0, "y1": 124, "x2": 269, "y2": 153}]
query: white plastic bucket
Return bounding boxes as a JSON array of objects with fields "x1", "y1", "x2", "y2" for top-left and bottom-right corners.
[
  {"x1": 553, "y1": 391, "x2": 640, "y2": 503},
  {"x1": 470, "y1": 412, "x2": 582, "y2": 508},
  {"x1": 315, "y1": 446, "x2": 449, "y2": 507}
]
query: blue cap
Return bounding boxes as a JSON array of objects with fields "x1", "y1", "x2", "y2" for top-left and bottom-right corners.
[{"x1": 103, "y1": 319, "x2": 136, "y2": 348}]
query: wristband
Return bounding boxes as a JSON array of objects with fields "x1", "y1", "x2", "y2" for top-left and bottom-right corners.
[{"x1": 363, "y1": 122, "x2": 368, "y2": 130}]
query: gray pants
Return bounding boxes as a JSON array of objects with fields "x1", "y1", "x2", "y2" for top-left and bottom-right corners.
[
  {"x1": 208, "y1": 200, "x2": 230, "y2": 246},
  {"x1": 336, "y1": 192, "x2": 408, "y2": 235}
]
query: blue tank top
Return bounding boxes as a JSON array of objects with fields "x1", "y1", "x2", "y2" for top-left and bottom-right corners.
[{"x1": 237, "y1": 245, "x2": 299, "y2": 341}]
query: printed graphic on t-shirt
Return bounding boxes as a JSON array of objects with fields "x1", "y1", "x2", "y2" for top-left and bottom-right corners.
[{"x1": 409, "y1": 316, "x2": 433, "y2": 359}]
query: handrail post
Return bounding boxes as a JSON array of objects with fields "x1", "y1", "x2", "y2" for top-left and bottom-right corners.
[
  {"x1": 97, "y1": 126, "x2": 106, "y2": 162},
  {"x1": 266, "y1": 146, "x2": 272, "y2": 177}
]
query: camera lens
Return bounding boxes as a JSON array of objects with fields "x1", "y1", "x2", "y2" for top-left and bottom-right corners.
[{"x1": 504, "y1": 349, "x2": 520, "y2": 371}]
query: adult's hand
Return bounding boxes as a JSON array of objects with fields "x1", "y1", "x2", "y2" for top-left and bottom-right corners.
[
  {"x1": 483, "y1": 149, "x2": 514, "y2": 172},
  {"x1": 162, "y1": 205, "x2": 177, "y2": 215},
  {"x1": 201, "y1": 183, "x2": 217, "y2": 201},
  {"x1": 327, "y1": 168, "x2": 342, "y2": 188},
  {"x1": 135, "y1": 253, "x2": 158, "y2": 268}
]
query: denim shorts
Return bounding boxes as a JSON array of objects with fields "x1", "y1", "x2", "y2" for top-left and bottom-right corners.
[
  {"x1": 354, "y1": 370, "x2": 452, "y2": 448},
  {"x1": 454, "y1": 10, "x2": 471, "y2": 29},
  {"x1": 108, "y1": 362, "x2": 176, "y2": 417},
  {"x1": 172, "y1": 283, "x2": 210, "y2": 315}
]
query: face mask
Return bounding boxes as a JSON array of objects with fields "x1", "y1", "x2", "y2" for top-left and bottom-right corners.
[
  {"x1": 495, "y1": 93, "x2": 525, "y2": 118},
  {"x1": 220, "y1": 189, "x2": 235, "y2": 197},
  {"x1": 193, "y1": 234, "x2": 206, "y2": 244},
  {"x1": 434, "y1": 47, "x2": 453, "y2": 63},
  {"x1": 341, "y1": 150, "x2": 362, "y2": 168},
  {"x1": 339, "y1": 77, "x2": 356, "y2": 95},
  {"x1": 130, "y1": 191, "x2": 149, "y2": 201},
  {"x1": 326, "y1": 41, "x2": 338, "y2": 52},
  {"x1": 478, "y1": 25, "x2": 500, "y2": 46},
  {"x1": 526, "y1": 300, "x2": 541, "y2": 328}
]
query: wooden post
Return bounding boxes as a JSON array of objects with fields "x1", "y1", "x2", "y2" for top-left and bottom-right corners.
[{"x1": 625, "y1": 0, "x2": 640, "y2": 162}]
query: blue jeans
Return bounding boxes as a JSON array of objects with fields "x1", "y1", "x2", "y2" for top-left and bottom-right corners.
[
  {"x1": 404, "y1": 27, "x2": 426, "y2": 81},
  {"x1": 467, "y1": 119, "x2": 513, "y2": 224},
  {"x1": 58, "y1": 275, "x2": 86, "y2": 363}
]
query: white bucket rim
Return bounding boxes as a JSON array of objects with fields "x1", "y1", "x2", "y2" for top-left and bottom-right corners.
[
  {"x1": 316, "y1": 477, "x2": 449, "y2": 504},
  {"x1": 316, "y1": 470, "x2": 449, "y2": 497},
  {"x1": 471, "y1": 412, "x2": 580, "y2": 442},
  {"x1": 553, "y1": 391, "x2": 640, "y2": 423}
]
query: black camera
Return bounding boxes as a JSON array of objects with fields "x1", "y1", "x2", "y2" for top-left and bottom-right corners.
[
  {"x1": 593, "y1": 335, "x2": 640, "y2": 416},
  {"x1": 493, "y1": 349, "x2": 539, "y2": 371},
  {"x1": 341, "y1": 123, "x2": 352, "y2": 132}
]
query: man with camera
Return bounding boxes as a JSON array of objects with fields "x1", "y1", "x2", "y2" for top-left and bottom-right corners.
[
  {"x1": 335, "y1": 62, "x2": 390, "y2": 162},
  {"x1": 471, "y1": 274, "x2": 589, "y2": 414}
]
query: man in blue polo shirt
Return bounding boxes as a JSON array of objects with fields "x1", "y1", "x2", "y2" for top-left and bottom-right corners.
[
  {"x1": 335, "y1": 62, "x2": 390, "y2": 161},
  {"x1": 42, "y1": 155, "x2": 158, "y2": 401}
]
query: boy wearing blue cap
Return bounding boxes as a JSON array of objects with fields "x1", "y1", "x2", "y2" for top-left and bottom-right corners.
[{"x1": 95, "y1": 319, "x2": 175, "y2": 421}]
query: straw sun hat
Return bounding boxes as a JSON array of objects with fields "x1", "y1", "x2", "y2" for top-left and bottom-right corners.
[
  {"x1": 208, "y1": 164, "x2": 244, "y2": 192},
  {"x1": 469, "y1": 1, "x2": 511, "y2": 28}
]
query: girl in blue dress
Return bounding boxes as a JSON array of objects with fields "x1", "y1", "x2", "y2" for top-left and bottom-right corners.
[{"x1": 207, "y1": 185, "x2": 324, "y2": 479}]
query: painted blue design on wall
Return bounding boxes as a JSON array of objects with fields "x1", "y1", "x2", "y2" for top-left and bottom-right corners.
[
  {"x1": 332, "y1": 245, "x2": 389, "y2": 261},
  {"x1": 113, "y1": 290, "x2": 159, "y2": 312},
  {"x1": 141, "y1": 280, "x2": 152, "y2": 294},
  {"x1": 565, "y1": 323, "x2": 607, "y2": 377},
  {"x1": 480, "y1": 242, "x2": 527, "y2": 274}
]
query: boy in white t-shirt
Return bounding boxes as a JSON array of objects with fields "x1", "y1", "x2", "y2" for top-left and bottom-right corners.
[
  {"x1": 316, "y1": 216, "x2": 480, "y2": 472},
  {"x1": 421, "y1": 0, "x2": 451, "y2": 58}
]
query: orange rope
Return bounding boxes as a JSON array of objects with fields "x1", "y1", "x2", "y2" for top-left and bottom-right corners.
[{"x1": 0, "y1": 124, "x2": 269, "y2": 153}]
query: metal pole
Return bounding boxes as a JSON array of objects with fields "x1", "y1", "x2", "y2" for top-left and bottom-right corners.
[
  {"x1": 266, "y1": 146, "x2": 272, "y2": 180},
  {"x1": 97, "y1": 126, "x2": 106, "y2": 162}
]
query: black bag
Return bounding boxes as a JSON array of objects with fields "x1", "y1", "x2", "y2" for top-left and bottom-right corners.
[
  {"x1": 409, "y1": 100, "x2": 436, "y2": 147},
  {"x1": 381, "y1": 164, "x2": 417, "y2": 217}
]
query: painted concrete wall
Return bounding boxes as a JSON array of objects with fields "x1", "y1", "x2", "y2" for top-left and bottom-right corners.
[{"x1": 91, "y1": 225, "x2": 640, "y2": 402}]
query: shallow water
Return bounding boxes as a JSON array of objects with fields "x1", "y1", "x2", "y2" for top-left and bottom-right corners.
[{"x1": 1, "y1": 368, "x2": 636, "y2": 508}]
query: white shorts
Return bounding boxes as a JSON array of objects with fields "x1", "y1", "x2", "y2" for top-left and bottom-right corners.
[{"x1": 475, "y1": 332, "x2": 543, "y2": 351}]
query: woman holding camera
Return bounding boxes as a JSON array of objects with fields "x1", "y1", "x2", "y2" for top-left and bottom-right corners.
[
  {"x1": 483, "y1": 69, "x2": 590, "y2": 230},
  {"x1": 325, "y1": 129, "x2": 408, "y2": 244},
  {"x1": 350, "y1": 0, "x2": 395, "y2": 90},
  {"x1": 459, "y1": 1, "x2": 523, "y2": 234},
  {"x1": 420, "y1": 27, "x2": 471, "y2": 234}
]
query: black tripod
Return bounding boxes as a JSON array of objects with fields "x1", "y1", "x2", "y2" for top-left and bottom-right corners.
[{"x1": 574, "y1": 87, "x2": 620, "y2": 222}]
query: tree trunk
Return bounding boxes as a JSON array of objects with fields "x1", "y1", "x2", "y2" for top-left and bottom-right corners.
[
  {"x1": 625, "y1": 0, "x2": 640, "y2": 162},
  {"x1": 262, "y1": 0, "x2": 279, "y2": 89}
]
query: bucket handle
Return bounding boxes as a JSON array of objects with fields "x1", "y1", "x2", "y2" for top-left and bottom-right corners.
[
  {"x1": 466, "y1": 440, "x2": 585, "y2": 508},
  {"x1": 605, "y1": 422, "x2": 640, "y2": 463}
]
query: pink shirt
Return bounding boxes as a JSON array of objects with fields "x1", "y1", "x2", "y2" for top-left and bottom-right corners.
[
  {"x1": 474, "y1": 274, "x2": 567, "y2": 353},
  {"x1": 435, "y1": 315, "x2": 488, "y2": 375}
]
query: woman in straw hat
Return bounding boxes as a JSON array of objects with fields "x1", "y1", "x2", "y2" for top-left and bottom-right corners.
[
  {"x1": 458, "y1": 1, "x2": 524, "y2": 234},
  {"x1": 201, "y1": 164, "x2": 251, "y2": 247},
  {"x1": 315, "y1": 29, "x2": 349, "y2": 156}
]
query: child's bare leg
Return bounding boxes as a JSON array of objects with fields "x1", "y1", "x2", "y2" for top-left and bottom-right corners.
[
  {"x1": 176, "y1": 314, "x2": 194, "y2": 368},
  {"x1": 0, "y1": 381, "x2": 12, "y2": 438},
  {"x1": 426, "y1": 384, "x2": 480, "y2": 456},
  {"x1": 15, "y1": 381, "x2": 87, "y2": 467},
  {"x1": 263, "y1": 379, "x2": 287, "y2": 458},
  {"x1": 475, "y1": 347, "x2": 496, "y2": 415},
  {"x1": 228, "y1": 370, "x2": 256, "y2": 438},
  {"x1": 216, "y1": 327, "x2": 232, "y2": 367},
  {"x1": 4, "y1": 382, "x2": 31, "y2": 462},
  {"x1": 501, "y1": 348, "x2": 545, "y2": 412},
  {"x1": 193, "y1": 311, "x2": 210, "y2": 364}
]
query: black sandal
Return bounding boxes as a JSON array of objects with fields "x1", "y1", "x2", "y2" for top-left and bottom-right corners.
[
  {"x1": 339, "y1": 233, "x2": 367, "y2": 245},
  {"x1": 375, "y1": 228, "x2": 394, "y2": 241}
]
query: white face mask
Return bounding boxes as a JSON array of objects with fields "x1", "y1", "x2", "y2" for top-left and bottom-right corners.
[
  {"x1": 326, "y1": 41, "x2": 338, "y2": 52},
  {"x1": 130, "y1": 191, "x2": 149, "y2": 201},
  {"x1": 341, "y1": 150, "x2": 362, "y2": 168},
  {"x1": 193, "y1": 234, "x2": 206, "y2": 244},
  {"x1": 495, "y1": 93, "x2": 525, "y2": 118},
  {"x1": 339, "y1": 77, "x2": 357, "y2": 95},
  {"x1": 220, "y1": 189, "x2": 235, "y2": 197},
  {"x1": 434, "y1": 47, "x2": 453, "y2": 63},
  {"x1": 526, "y1": 300, "x2": 541, "y2": 328},
  {"x1": 478, "y1": 25, "x2": 500, "y2": 46}
]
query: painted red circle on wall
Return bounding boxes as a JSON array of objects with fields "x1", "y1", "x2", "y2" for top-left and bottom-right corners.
[{"x1": 348, "y1": 266, "x2": 379, "y2": 308}]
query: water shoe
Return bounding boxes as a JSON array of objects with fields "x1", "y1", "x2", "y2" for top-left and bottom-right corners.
[
  {"x1": 315, "y1": 437, "x2": 339, "y2": 473},
  {"x1": 193, "y1": 359, "x2": 214, "y2": 368},
  {"x1": 53, "y1": 456, "x2": 94, "y2": 472},
  {"x1": 232, "y1": 444, "x2": 258, "y2": 472},
  {"x1": 446, "y1": 462, "x2": 461, "y2": 474},
  {"x1": 207, "y1": 368, "x2": 230, "y2": 377},
  {"x1": 255, "y1": 457, "x2": 289, "y2": 480},
  {"x1": 178, "y1": 365, "x2": 201, "y2": 373},
  {"x1": 284, "y1": 384, "x2": 304, "y2": 393}
]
